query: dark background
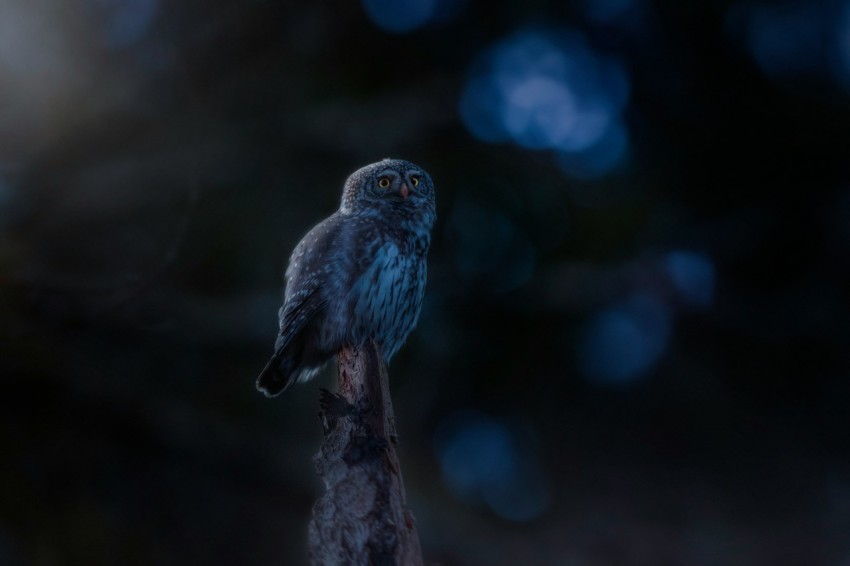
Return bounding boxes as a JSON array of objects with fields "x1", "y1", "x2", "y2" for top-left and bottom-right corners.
[{"x1": 1, "y1": 0, "x2": 849, "y2": 564}]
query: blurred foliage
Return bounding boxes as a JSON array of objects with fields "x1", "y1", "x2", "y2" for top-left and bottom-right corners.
[{"x1": 1, "y1": 0, "x2": 850, "y2": 564}]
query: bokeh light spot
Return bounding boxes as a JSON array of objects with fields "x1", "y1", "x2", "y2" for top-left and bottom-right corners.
[
  {"x1": 434, "y1": 411, "x2": 550, "y2": 522},
  {"x1": 556, "y1": 121, "x2": 629, "y2": 180},
  {"x1": 460, "y1": 28, "x2": 631, "y2": 177},
  {"x1": 503, "y1": 76, "x2": 578, "y2": 150},
  {"x1": 361, "y1": 0, "x2": 437, "y2": 34},
  {"x1": 579, "y1": 293, "x2": 671, "y2": 386},
  {"x1": 746, "y1": 3, "x2": 824, "y2": 78},
  {"x1": 728, "y1": 0, "x2": 850, "y2": 87},
  {"x1": 664, "y1": 251, "x2": 716, "y2": 309}
]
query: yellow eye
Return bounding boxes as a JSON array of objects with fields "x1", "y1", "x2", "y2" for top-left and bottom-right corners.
[
  {"x1": 411, "y1": 176, "x2": 420, "y2": 187},
  {"x1": 378, "y1": 177, "x2": 391, "y2": 188}
]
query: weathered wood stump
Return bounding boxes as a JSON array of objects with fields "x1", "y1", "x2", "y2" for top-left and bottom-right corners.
[{"x1": 307, "y1": 341, "x2": 423, "y2": 566}]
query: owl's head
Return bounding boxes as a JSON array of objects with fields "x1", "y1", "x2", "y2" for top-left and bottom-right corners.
[{"x1": 340, "y1": 159, "x2": 435, "y2": 214}]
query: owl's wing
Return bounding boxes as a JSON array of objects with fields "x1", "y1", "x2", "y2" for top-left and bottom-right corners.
[
  {"x1": 257, "y1": 214, "x2": 344, "y2": 396},
  {"x1": 278, "y1": 288, "x2": 324, "y2": 348},
  {"x1": 277, "y1": 213, "x2": 346, "y2": 349},
  {"x1": 274, "y1": 287, "x2": 325, "y2": 356},
  {"x1": 256, "y1": 288, "x2": 326, "y2": 396}
]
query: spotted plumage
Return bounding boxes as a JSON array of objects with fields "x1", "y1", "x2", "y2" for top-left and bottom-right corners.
[{"x1": 256, "y1": 159, "x2": 436, "y2": 397}]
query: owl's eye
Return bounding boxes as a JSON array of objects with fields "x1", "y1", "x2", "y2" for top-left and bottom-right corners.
[
  {"x1": 378, "y1": 177, "x2": 391, "y2": 188},
  {"x1": 411, "y1": 176, "x2": 420, "y2": 187}
]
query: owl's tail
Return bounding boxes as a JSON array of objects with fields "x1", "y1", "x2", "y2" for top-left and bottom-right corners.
[
  {"x1": 257, "y1": 353, "x2": 326, "y2": 396},
  {"x1": 256, "y1": 350, "x2": 295, "y2": 397}
]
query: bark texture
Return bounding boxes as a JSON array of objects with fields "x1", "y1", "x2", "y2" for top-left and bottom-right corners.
[{"x1": 307, "y1": 341, "x2": 423, "y2": 566}]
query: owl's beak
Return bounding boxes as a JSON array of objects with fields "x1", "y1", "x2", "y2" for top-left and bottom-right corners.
[{"x1": 399, "y1": 183, "x2": 410, "y2": 199}]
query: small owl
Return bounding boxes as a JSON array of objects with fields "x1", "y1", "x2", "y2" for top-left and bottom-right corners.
[{"x1": 256, "y1": 159, "x2": 436, "y2": 397}]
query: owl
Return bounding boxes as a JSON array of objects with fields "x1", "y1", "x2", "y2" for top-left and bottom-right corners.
[{"x1": 256, "y1": 159, "x2": 436, "y2": 397}]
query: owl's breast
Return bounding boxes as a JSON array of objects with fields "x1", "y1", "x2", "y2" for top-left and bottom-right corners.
[{"x1": 347, "y1": 241, "x2": 427, "y2": 360}]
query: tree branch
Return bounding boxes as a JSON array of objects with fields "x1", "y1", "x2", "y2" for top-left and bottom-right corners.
[{"x1": 308, "y1": 341, "x2": 424, "y2": 566}]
